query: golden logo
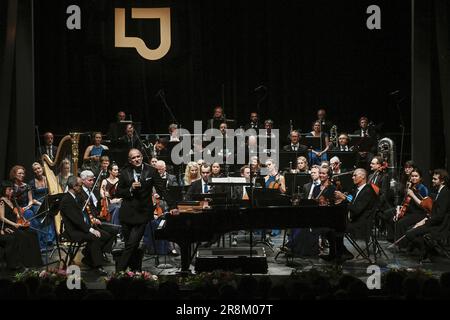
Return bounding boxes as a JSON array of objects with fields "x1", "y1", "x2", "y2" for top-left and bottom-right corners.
[{"x1": 115, "y1": 7, "x2": 171, "y2": 61}]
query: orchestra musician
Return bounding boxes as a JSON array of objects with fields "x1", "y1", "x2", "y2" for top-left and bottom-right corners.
[
  {"x1": 83, "y1": 132, "x2": 109, "y2": 176},
  {"x1": 353, "y1": 117, "x2": 377, "y2": 169},
  {"x1": 404, "y1": 169, "x2": 449, "y2": 261},
  {"x1": 264, "y1": 159, "x2": 286, "y2": 194},
  {"x1": 303, "y1": 165, "x2": 321, "y2": 199},
  {"x1": 369, "y1": 155, "x2": 390, "y2": 210},
  {"x1": 243, "y1": 112, "x2": 261, "y2": 130},
  {"x1": 100, "y1": 163, "x2": 122, "y2": 227},
  {"x1": 115, "y1": 149, "x2": 178, "y2": 272},
  {"x1": 306, "y1": 120, "x2": 330, "y2": 166},
  {"x1": 37, "y1": 132, "x2": 57, "y2": 161},
  {"x1": 186, "y1": 164, "x2": 213, "y2": 200},
  {"x1": 323, "y1": 169, "x2": 378, "y2": 262},
  {"x1": 168, "y1": 123, "x2": 180, "y2": 142},
  {"x1": 0, "y1": 181, "x2": 43, "y2": 268},
  {"x1": 59, "y1": 176, "x2": 111, "y2": 275},
  {"x1": 29, "y1": 162, "x2": 55, "y2": 249},
  {"x1": 330, "y1": 156, "x2": 343, "y2": 175},
  {"x1": 78, "y1": 170, "x2": 118, "y2": 256},
  {"x1": 119, "y1": 124, "x2": 142, "y2": 151},
  {"x1": 391, "y1": 168, "x2": 430, "y2": 246},
  {"x1": 207, "y1": 106, "x2": 226, "y2": 130},
  {"x1": 107, "y1": 111, "x2": 127, "y2": 141},
  {"x1": 317, "y1": 108, "x2": 334, "y2": 134},
  {"x1": 332, "y1": 133, "x2": 352, "y2": 152},
  {"x1": 291, "y1": 156, "x2": 309, "y2": 174},
  {"x1": 283, "y1": 130, "x2": 308, "y2": 152},
  {"x1": 10, "y1": 165, "x2": 34, "y2": 222},
  {"x1": 313, "y1": 166, "x2": 337, "y2": 205},
  {"x1": 57, "y1": 158, "x2": 72, "y2": 191}
]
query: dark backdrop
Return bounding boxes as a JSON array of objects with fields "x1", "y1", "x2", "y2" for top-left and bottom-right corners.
[{"x1": 34, "y1": 0, "x2": 412, "y2": 141}]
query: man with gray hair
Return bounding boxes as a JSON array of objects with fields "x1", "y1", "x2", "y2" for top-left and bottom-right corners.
[
  {"x1": 320, "y1": 168, "x2": 377, "y2": 263},
  {"x1": 78, "y1": 170, "x2": 118, "y2": 257},
  {"x1": 59, "y1": 176, "x2": 111, "y2": 274}
]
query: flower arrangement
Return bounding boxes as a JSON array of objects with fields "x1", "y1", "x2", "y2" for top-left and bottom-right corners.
[
  {"x1": 176, "y1": 271, "x2": 237, "y2": 289},
  {"x1": 105, "y1": 271, "x2": 158, "y2": 285},
  {"x1": 15, "y1": 268, "x2": 73, "y2": 285}
]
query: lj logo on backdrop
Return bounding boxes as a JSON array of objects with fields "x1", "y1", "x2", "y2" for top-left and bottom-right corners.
[{"x1": 115, "y1": 8, "x2": 171, "y2": 61}]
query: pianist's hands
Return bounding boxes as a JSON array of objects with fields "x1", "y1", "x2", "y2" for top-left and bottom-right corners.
[{"x1": 170, "y1": 208, "x2": 180, "y2": 216}]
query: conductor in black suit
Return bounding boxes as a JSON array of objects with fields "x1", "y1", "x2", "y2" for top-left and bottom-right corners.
[
  {"x1": 59, "y1": 176, "x2": 111, "y2": 274},
  {"x1": 322, "y1": 169, "x2": 377, "y2": 262},
  {"x1": 115, "y1": 149, "x2": 178, "y2": 271}
]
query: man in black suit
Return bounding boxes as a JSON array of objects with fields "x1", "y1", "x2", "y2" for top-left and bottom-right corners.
[
  {"x1": 317, "y1": 108, "x2": 333, "y2": 134},
  {"x1": 353, "y1": 117, "x2": 377, "y2": 169},
  {"x1": 243, "y1": 112, "x2": 261, "y2": 131},
  {"x1": 59, "y1": 176, "x2": 111, "y2": 274},
  {"x1": 207, "y1": 106, "x2": 226, "y2": 130},
  {"x1": 322, "y1": 169, "x2": 378, "y2": 262},
  {"x1": 404, "y1": 169, "x2": 450, "y2": 261},
  {"x1": 368, "y1": 156, "x2": 391, "y2": 211},
  {"x1": 186, "y1": 164, "x2": 212, "y2": 200},
  {"x1": 77, "y1": 170, "x2": 117, "y2": 254},
  {"x1": 115, "y1": 149, "x2": 178, "y2": 271},
  {"x1": 302, "y1": 166, "x2": 320, "y2": 199},
  {"x1": 107, "y1": 111, "x2": 127, "y2": 141},
  {"x1": 119, "y1": 124, "x2": 141, "y2": 151},
  {"x1": 331, "y1": 134, "x2": 352, "y2": 152},
  {"x1": 283, "y1": 130, "x2": 308, "y2": 152},
  {"x1": 37, "y1": 132, "x2": 58, "y2": 160}
]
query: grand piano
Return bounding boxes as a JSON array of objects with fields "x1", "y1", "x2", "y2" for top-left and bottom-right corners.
[{"x1": 155, "y1": 204, "x2": 348, "y2": 272}]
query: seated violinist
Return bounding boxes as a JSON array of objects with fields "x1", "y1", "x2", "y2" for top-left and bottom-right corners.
[
  {"x1": 264, "y1": 159, "x2": 286, "y2": 194},
  {"x1": 313, "y1": 167, "x2": 336, "y2": 205},
  {"x1": 77, "y1": 170, "x2": 118, "y2": 256},
  {"x1": 0, "y1": 181, "x2": 42, "y2": 268},
  {"x1": 390, "y1": 168, "x2": 430, "y2": 247},
  {"x1": 59, "y1": 176, "x2": 111, "y2": 274},
  {"x1": 404, "y1": 169, "x2": 449, "y2": 261}
]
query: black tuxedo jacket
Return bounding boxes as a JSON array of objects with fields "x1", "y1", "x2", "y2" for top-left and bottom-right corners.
[
  {"x1": 37, "y1": 145, "x2": 58, "y2": 160},
  {"x1": 116, "y1": 163, "x2": 175, "y2": 225},
  {"x1": 427, "y1": 186, "x2": 449, "y2": 227},
  {"x1": 282, "y1": 144, "x2": 308, "y2": 152},
  {"x1": 77, "y1": 188, "x2": 102, "y2": 217},
  {"x1": 348, "y1": 184, "x2": 377, "y2": 223},
  {"x1": 186, "y1": 179, "x2": 204, "y2": 200},
  {"x1": 119, "y1": 135, "x2": 142, "y2": 150},
  {"x1": 60, "y1": 193, "x2": 90, "y2": 237},
  {"x1": 369, "y1": 171, "x2": 390, "y2": 210}
]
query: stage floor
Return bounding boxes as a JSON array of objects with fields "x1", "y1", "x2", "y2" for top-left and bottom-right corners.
[{"x1": 2, "y1": 232, "x2": 450, "y2": 289}]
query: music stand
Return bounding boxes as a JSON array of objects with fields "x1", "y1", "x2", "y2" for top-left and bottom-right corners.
[
  {"x1": 349, "y1": 136, "x2": 373, "y2": 152},
  {"x1": 36, "y1": 193, "x2": 65, "y2": 268},
  {"x1": 328, "y1": 151, "x2": 357, "y2": 171},
  {"x1": 284, "y1": 173, "x2": 310, "y2": 196},
  {"x1": 248, "y1": 188, "x2": 291, "y2": 207},
  {"x1": 332, "y1": 172, "x2": 354, "y2": 193},
  {"x1": 303, "y1": 136, "x2": 322, "y2": 150},
  {"x1": 279, "y1": 151, "x2": 308, "y2": 171}
]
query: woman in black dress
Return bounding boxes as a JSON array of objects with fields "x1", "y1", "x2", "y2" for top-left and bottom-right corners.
[{"x1": 0, "y1": 181, "x2": 42, "y2": 268}]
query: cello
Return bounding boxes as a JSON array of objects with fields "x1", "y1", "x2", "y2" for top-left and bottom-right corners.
[{"x1": 12, "y1": 197, "x2": 30, "y2": 228}]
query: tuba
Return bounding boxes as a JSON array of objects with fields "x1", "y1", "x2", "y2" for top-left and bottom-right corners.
[{"x1": 378, "y1": 137, "x2": 399, "y2": 199}]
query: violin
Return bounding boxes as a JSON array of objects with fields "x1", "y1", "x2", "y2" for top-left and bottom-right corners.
[
  {"x1": 397, "y1": 182, "x2": 415, "y2": 220},
  {"x1": 85, "y1": 203, "x2": 101, "y2": 226},
  {"x1": 12, "y1": 197, "x2": 30, "y2": 228},
  {"x1": 152, "y1": 194, "x2": 164, "y2": 218},
  {"x1": 100, "y1": 197, "x2": 111, "y2": 222}
]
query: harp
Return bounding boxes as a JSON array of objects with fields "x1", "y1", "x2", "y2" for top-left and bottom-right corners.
[{"x1": 41, "y1": 133, "x2": 81, "y2": 233}]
